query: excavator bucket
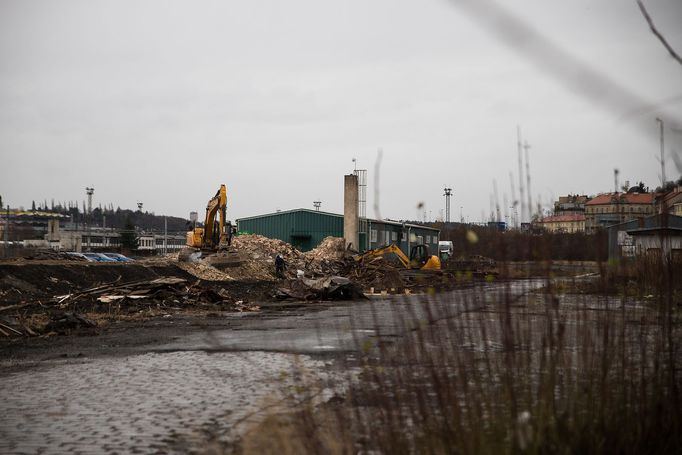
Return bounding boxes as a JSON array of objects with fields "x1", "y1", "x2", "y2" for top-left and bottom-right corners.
[
  {"x1": 178, "y1": 247, "x2": 202, "y2": 262},
  {"x1": 205, "y1": 248, "x2": 244, "y2": 269}
]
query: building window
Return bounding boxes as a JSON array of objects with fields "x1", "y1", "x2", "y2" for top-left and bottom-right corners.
[
  {"x1": 391, "y1": 231, "x2": 397, "y2": 241},
  {"x1": 370, "y1": 229, "x2": 377, "y2": 242}
]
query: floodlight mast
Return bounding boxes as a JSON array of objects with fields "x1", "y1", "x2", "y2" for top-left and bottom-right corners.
[
  {"x1": 443, "y1": 187, "x2": 453, "y2": 223},
  {"x1": 85, "y1": 187, "x2": 94, "y2": 251}
]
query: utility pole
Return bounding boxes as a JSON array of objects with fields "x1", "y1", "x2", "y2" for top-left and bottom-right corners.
[
  {"x1": 85, "y1": 187, "x2": 94, "y2": 252},
  {"x1": 656, "y1": 117, "x2": 665, "y2": 187},
  {"x1": 524, "y1": 140, "x2": 532, "y2": 221},
  {"x1": 164, "y1": 216, "x2": 167, "y2": 255},
  {"x1": 517, "y1": 125, "x2": 525, "y2": 224},
  {"x1": 443, "y1": 187, "x2": 452, "y2": 223},
  {"x1": 313, "y1": 201, "x2": 321, "y2": 211},
  {"x1": 614, "y1": 168, "x2": 620, "y2": 224},
  {"x1": 4, "y1": 203, "x2": 8, "y2": 258},
  {"x1": 509, "y1": 172, "x2": 517, "y2": 228}
]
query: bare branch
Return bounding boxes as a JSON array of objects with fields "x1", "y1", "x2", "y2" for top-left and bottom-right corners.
[{"x1": 637, "y1": 0, "x2": 682, "y2": 67}]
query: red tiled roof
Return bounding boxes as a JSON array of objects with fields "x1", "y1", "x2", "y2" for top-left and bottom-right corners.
[
  {"x1": 540, "y1": 214, "x2": 585, "y2": 223},
  {"x1": 586, "y1": 193, "x2": 654, "y2": 205}
]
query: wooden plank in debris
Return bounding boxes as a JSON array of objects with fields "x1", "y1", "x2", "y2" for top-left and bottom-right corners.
[
  {"x1": 79, "y1": 275, "x2": 123, "y2": 293},
  {"x1": 148, "y1": 277, "x2": 187, "y2": 285},
  {"x1": 0, "y1": 302, "x2": 34, "y2": 313},
  {"x1": 0, "y1": 321, "x2": 23, "y2": 336}
]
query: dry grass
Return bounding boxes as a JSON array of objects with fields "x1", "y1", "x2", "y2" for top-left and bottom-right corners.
[{"x1": 239, "y1": 253, "x2": 681, "y2": 454}]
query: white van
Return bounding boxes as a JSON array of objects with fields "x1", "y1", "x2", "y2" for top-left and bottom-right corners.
[{"x1": 438, "y1": 241, "x2": 453, "y2": 260}]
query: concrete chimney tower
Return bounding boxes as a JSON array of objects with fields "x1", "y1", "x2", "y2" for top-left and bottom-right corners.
[{"x1": 344, "y1": 174, "x2": 359, "y2": 251}]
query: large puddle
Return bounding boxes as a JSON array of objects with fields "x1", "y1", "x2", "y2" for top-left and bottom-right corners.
[{"x1": 0, "y1": 351, "x2": 332, "y2": 454}]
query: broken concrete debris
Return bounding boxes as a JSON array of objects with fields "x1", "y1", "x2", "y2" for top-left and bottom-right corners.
[
  {"x1": 276, "y1": 276, "x2": 366, "y2": 301},
  {"x1": 0, "y1": 235, "x2": 487, "y2": 338},
  {"x1": 54, "y1": 276, "x2": 259, "y2": 312},
  {"x1": 44, "y1": 312, "x2": 97, "y2": 335}
]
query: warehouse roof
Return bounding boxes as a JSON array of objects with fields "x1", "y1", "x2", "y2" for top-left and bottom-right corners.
[
  {"x1": 237, "y1": 208, "x2": 343, "y2": 221},
  {"x1": 373, "y1": 218, "x2": 440, "y2": 232}
]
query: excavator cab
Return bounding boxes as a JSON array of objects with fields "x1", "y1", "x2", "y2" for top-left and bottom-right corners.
[{"x1": 409, "y1": 244, "x2": 441, "y2": 270}]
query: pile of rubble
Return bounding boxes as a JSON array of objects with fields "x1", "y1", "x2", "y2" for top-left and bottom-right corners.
[
  {"x1": 12, "y1": 250, "x2": 87, "y2": 261},
  {"x1": 229, "y1": 234, "x2": 351, "y2": 279},
  {"x1": 176, "y1": 261, "x2": 236, "y2": 281},
  {"x1": 54, "y1": 276, "x2": 259, "y2": 311},
  {"x1": 232, "y1": 234, "x2": 302, "y2": 276},
  {"x1": 275, "y1": 275, "x2": 366, "y2": 301},
  {"x1": 170, "y1": 234, "x2": 408, "y2": 293},
  {"x1": 348, "y1": 257, "x2": 407, "y2": 293},
  {"x1": 301, "y1": 236, "x2": 346, "y2": 262},
  {"x1": 0, "y1": 274, "x2": 263, "y2": 338}
]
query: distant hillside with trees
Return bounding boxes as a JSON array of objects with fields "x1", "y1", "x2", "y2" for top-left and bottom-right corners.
[{"x1": 25, "y1": 200, "x2": 191, "y2": 233}]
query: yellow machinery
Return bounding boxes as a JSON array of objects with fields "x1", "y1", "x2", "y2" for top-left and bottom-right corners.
[
  {"x1": 186, "y1": 184, "x2": 229, "y2": 250},
  {"x1": 182, "y1": 184, "x2": 241, "y2": 267},
  {"x1": 355, "y1": 244, "x2": 441, "y2": 271}
]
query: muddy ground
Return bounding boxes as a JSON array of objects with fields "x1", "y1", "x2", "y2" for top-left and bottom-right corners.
[
  {"x1": 0, "y1": 261, "x2": 280, "y2": 336},
  {"x1": 0, "y1": 258, "x2": 599, "y2": 339}
]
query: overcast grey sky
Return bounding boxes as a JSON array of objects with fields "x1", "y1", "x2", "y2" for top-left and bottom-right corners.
[{"x1": 1, "y1": 0, "x2": 681, "y2": 223}]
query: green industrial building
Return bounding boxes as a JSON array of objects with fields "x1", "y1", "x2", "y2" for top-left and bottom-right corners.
[
  {"x1": 236, "y1": 208, "x2": 440, "y2": 254},
  {"x1": 237, "y1": 209, "x2": 343, "y2": 251}
]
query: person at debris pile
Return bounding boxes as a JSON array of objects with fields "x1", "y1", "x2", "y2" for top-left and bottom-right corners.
[{"x1": 275, "y1": 254, "x2": 286, "y2": 278}]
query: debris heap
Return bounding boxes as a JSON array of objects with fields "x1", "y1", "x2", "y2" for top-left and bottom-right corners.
[
  {"x1": 276, "y1": 276, "x2": 366, "y2": 301},
  {"x1": 54, "y1": 276, "x2": 258, "y2": 312}
]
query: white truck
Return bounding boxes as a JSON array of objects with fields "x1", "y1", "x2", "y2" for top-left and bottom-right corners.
[{"x1": 438, "y1": 241, "x2": 453, "y2": 261}]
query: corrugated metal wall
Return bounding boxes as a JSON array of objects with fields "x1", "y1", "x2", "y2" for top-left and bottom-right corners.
[
  {"x1": 237, "y1": 209, "x2": 440, "y2": 254},
  {"x1": 237, "y1": 210, "x2": 343, "y2": 251}
]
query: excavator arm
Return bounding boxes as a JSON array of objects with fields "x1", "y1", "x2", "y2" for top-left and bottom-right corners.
[
  {"x1": 354, "y1": 244, "x2": 411, "y2": 269},
  {"x1": 354, "y1": 243, "x2": 441, "y2": 271},
  {"x1": 201, "y1": 185, "x2": 227, "y2": 249}
]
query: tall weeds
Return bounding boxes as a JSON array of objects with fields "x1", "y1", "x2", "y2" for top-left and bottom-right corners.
[{"x1": 271, "y1": 255, "x2": 680, "y2": 454}]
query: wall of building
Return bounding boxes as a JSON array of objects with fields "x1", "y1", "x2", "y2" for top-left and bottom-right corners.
[
  {"x1": 237, "y1": 209, "x2": 439, "y2": 255},
  {"x1": 607, "y1": 214, "x2": 682, "y2": 260},
  {"x1": 633, "y1": 235, "x2": 682, "y2": 258},
  {"x1": 237, "y1": 209, "x2": 344, "y2": 251},
  {"x1": 542, "y1": 220, "x2": 585, "y2": 233},
  {"x1": 586, "y1": 200, "x2": 654, "y2": 232},
  {"x1": 367, "y1": 220, "x2": 439, "y2": 256}
]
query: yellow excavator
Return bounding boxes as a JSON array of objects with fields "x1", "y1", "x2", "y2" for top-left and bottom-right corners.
[
  {"x1": 355, "y1": 243, "x2": 441, "y2": 270},
  {"x1": 181, "y1": 184, "x2": 242, "y2": 268}
]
